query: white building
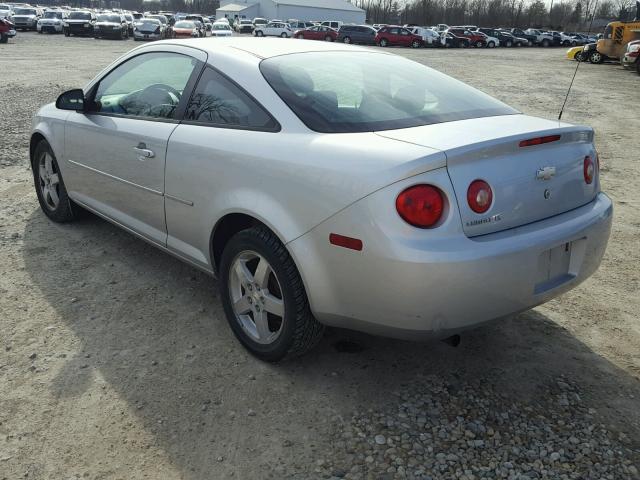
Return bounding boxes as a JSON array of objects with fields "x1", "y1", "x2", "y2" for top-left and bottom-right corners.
[{"x1": 216, "y1": 0, "x2": 366, "y2": 24}]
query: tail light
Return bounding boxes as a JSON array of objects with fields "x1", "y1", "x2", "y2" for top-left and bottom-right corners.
[
  {"x1": 396, "y1": 185, "x2": 444, "y2": 228},
  {"x1": 467, "y1": 180, "x2": 493, "y2": 213},
  {"x1": 519, "y1": 134, "x2": 561, "y2": 147},
  {"x1": 583, "y1": 156, "x2": 595, "y2": 184}
]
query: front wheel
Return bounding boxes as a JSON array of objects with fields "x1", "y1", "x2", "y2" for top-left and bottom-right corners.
[
  {"x1": 590, "y1": 51, "x2": 604, "y2": 63},
  {"x1": 324, "y1": 35, "x2": 333, "y2": 42},
  {"x1": 31, "y1": 140, "x2": 79, "y2": 223},
  {"x1": 460, "y1": 41, "x2": 468, "y2": 48},
  {"x1": 343, "y1": 36, "x2": 351, "y2": 43},
  {"x1": 411, "y1": 39, "x2": 421, "y2": 48},
  {"x1": 574, "y1": 50, "x2": 585, "y2": 61},
  {"x1": 378, "y1": 38, "x2": 388, "y2": 47},
  {"x1": 219, "y1": 227, "x2": 324, "y2": 361},
  {"x1": 506, "y1": 40, "x2": 512, "y2": 47},
  {"x1": 280, "y1": 32, "x2": 287, "y2": 38},
  {"x1": 541, "y1": 39, "x2": 550, "y2": 47},
  {"x1": 296, "y1": 33, "x2": 303, "y2": 39},
  {"x1": 255, "y1": 30, "x2": 263, "y2": 37},
  {"x1": 487, "y1": 41, "x2": 495, "y2": 48}
]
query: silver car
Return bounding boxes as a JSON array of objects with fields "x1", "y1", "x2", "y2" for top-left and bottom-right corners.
[{"x1": 31, "y1": 38, "x2": 612, "y2": 361}]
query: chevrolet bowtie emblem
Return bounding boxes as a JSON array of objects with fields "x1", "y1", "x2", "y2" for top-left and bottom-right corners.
[{"x1": 536, "y1": 166, "x2": 556, "y2": 180}]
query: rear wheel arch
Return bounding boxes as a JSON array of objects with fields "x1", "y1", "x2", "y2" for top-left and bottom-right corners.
[{"x1": 30, "y1": 132, "x2": 48, "y2": 165}]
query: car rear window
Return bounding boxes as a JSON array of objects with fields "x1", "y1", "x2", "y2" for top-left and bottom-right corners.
[{"x1": 260, "y1": 51, "x2": 517, "y2": 133}]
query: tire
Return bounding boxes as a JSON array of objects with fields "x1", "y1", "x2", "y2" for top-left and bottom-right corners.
[
  {"x1": 574, "y1": 51, "x2": 585, "y2": 61},
  {"x1": 219, "y1": 227, "x2": 324, "y2": 362},
  {"x1": 280, "y1": 32, "x2": 287, "y2": 38},
  {"x1": 541, "y1": 39, "x2": 549, "y2": 47},
  {"x1": 0, "y1": 34, "x2": 7, "y2": 44},
  {"x1": 31, "y1": 140, "x2": 79, "y2": 223},
  {"x1": 343, "y1": 36, "x2": 351, "y2": 43},
  {"x1": 64, "y1": 30, "x2": 69, "y2": 37},
  {"x1": 505, "y1": 40, "x2": 512, "y2": 47},
  {"x1": 460, "y1": 41, "x2": 468, "y2": 48},
  {"x1": 411, "y1": 39, "x2": 421, "y2": 48},
  {"x1": 487, "y1": 41, "x2": 495, "y2": 48},
  {"x1": 324, "y1": 35, "x2": 333, "y2": 42},
  {"x1": 590, "y1": 51, "x2": 604, "y2": 64},
  {"x1": 379, "y1": 38, "x2": 387, "y2": 47},
  {"x1": 296, "y1": 33, "x2": 303, "y2": 39},
  {"x1": 475, "y1": 40, "x2": 483, "y2": 48}
]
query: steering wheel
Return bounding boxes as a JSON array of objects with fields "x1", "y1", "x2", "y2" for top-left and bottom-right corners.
[{"x1": 136, "y1": 84, "x2": 181, "y2": 117}]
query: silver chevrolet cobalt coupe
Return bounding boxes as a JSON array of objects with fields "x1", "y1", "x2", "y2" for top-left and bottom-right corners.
[{"x1": 31, "y1": 38, "x2": 612, "y2": 361}]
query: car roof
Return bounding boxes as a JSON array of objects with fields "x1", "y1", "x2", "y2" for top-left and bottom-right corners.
[{"x1": 163, "y1": 37, "x2": 369, "y2": 59}]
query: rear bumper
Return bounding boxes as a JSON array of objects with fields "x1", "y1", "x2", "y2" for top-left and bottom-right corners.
[{"x1": 289, "y1": 187, "x2": 612, "y2": 341}]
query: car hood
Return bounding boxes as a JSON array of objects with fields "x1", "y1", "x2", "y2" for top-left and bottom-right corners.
[
  {"x1": 96, "y1": 22, "x2": 120, "y2": 26},
  {"x1": 67, "y1": 19, "x2": 91, "y2": 23}
]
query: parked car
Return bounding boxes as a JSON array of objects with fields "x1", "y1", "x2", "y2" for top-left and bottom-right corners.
[
  {"x1": 440, "y1": 31, "x2": 470, "y2": 48},
  {"x1": 320, "y1": 20, "x2": 341, "y2": 30},
  {"x1": 172, "y1": 19, "x2": 199, "y2": 38},
  {"x1": 252, "y1": 17, "x2": 267, "y2": 29},
  {"x1": 336, "y1": 24, "x2": 377, "y2": 44},
  {"x1": 294, "y1": 25, "x2": 337, "y2": 41},
  {"x1": 146, "y1": 14, "x2": 171, "y2": 37},
  {"x1": 549, "y1": 30, "x2": 575, "y2": 46},
  {"x1": 621, "y1": 40, "x2": 640, "y2": 74},
  {"x1": 186, "y1": 14, "x2": 207, "y2": 31},
  {"x1": 37, "y1": 10, "x2": 67, "y2": 34},
  {"x1": 254, "y1": 21, "x2": 292, "y2": 37},
  {"x1": 94, "y1": 13, "x2": 128, "y2": 40},
  {"x1": 524, "y1": 28, "x2": 554, "y2": 47},
  {"x1": 448, "y1": 28, "x2": 486, "y2": 47},
  {"x1": 12, "y1": 6, "x2": 41, "y2": 31},
  {"x1": 34, "y1": 38, "x2": 612, "y2": 361},
  {"x1": 191, "y1": 20, "x2": 207, "y2": 37},
  {"x1": 475, "y1": 31, "x2": 499, "y2": 48},
  {"x1": 375, "y1": 26, "x2": 422, "y2": 47},
  {"x1": 0, "y1": 4, "x2": 13, "y2": 20},
  {"x1": 506, "y1": 28, "x2": 537, "y2": 45},
  {"x1": 0, "y1": 16, "x2": 16, "y2": 42},
  {"x1": 496, "y1": 30, "x2": 528, "y2": 47},
  {"x1": 289, "y1": 20, "x2": 314, "y2": 30},
  {"x1": 211, "y1": 21, "x2": 233, "y2": 37},
  {"x1": 234, "y1": 19, "x2": 253, "y2": 33},
  {"x1": 408, "y1": 26, "x2": 440, "y2": 45},
  {"x1": 63, "y1": 10, "x2": 95, "y2": 37},
  {"x1": 475, "y1": 28, "x2": 510, "y2": 46},
  {"x1": 123, "y1": 13, "x2": 134, "y2": 35},
  {"x1": 133, "y1": 18, "x2": 165, "y2": 41},
  {"x1": 566, "y1": 45, "x2": 586, "y2": 61}
]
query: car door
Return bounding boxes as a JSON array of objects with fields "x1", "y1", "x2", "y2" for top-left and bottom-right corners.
[
  {"x1": 163, "y1": 66, "x2": 280, "y2": 269},
  {"x1": 63, "y1": 47, "x2": 205, "y2": 245},
  {"x1": 399, "y1": 28, "x2": 413, "y2": 46}
]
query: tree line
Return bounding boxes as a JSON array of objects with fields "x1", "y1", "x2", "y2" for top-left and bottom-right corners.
[{"x1": 353, "y1": 0, "x2": 638, "y2": 30}]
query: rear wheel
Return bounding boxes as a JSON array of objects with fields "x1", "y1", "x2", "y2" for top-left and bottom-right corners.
[
  {"x1": 411, "y1": 39, "x2": 421, "y2": 48},
  {"x1": 343, "y1": 36, "x2": 351, "y2": 43},
  {"x1": 505, "y1": 40, "x2": 513, "y2": 47},
  {"x1": 475, "y1": 40, "x2": 483, "y2": 48},
  {"x1": 219, "y1": 227, "x2": 324, "y2": 362},
  {"x1": 541, "y1": 39, "x2": 550, "y2": 47},
  {"x1": 255, "y1": 30, "x2": 263, "y2": 37},
  {"x1": 379, "y1": 38, "x2": 387, "y2": 47},
  {"x1": 280, "y1": 32, "x2": 287, "y2": 38},
  {"x1": 487, "y1": 41, "x2": 495, "y2": 48},
  {"x1": 460, "y1": 41, "x2": 468, "y2": 48},
  {"x1": 296, "y1": 33, "x2": 303, "y2": 39},
  {"x1": 324, "y1": 35, "x2": 333, "y2": 41},
  {"x1": 31, "y1": 140, "x2": 79, "y2": 223},
  {"x1": 574, "y1": 50, "x2": 585, "y2": 62}
]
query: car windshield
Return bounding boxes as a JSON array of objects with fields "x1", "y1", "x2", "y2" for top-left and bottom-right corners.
[
  {"x1": 174, "y1": 20, "x2": 194, "y2": 28},
  {"x1": 69, "y1": 12, "x2": 91, "y2": 19},
  {"x1": 15, "y1": 8, "x2": 36, "y2": 15},
  {"x1": 139, "y1": 19, "x2": 160, "y2": 28},
  {"x1": 148, "y1": 15, "x2": 167, "y2": 24},
  {"x1": 97, "y1": 15, "x2": 120, "y2": 22},
  {"x1": 260, "y1": 51, "x2": 517, "y2": 133},
  {"x1": 124, "y1": 14, "x2": 132, "y2": 20},
  {"x1": 44, "y1": 11, "x2": 62, "y2": 19},
  {"x1": 212, "y1": 23, "x2": 230, "y2": 30}
]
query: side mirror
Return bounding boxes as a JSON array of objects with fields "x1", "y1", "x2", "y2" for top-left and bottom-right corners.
[{"x1": 56, "y1": 89, "x2": 85, "y2": 111}]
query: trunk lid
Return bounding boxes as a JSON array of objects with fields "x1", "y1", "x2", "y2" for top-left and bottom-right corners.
[{"x1": 376, "y1": 115, "x2": 599, "y2": 237}]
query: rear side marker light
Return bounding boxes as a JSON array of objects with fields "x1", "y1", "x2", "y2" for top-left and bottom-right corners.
[
  {"x1": 519, "y1": 134, "x2": 561, "y2": 147},
  {"x1": 467, "y1": 180, "x2": 493, "y2": 214},
  {"x1": 584, "y1": 155, "x2": 595, "y2": 184},
  {"x1": 396, "y1": 184, "x2": 444, "y2": 228},
  {"x1": 329, "y1": 233, "x2": 363, "y2": 251}
]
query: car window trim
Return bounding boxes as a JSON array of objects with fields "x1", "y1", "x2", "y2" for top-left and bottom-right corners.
[
  {"x1": 179, "y1": 64, "x2": 281, "y2": 133},
  {"x1": 85, "y1": 50, "x2": 205, "y2": 124}
]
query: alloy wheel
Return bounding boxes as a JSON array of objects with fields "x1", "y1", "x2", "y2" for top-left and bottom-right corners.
[
  {"x1": 38, "y1": 151, "x2": 60, "y2": 210},
  {"x1": 229, "y1": 250, "x2": 285, "y2": 345}
]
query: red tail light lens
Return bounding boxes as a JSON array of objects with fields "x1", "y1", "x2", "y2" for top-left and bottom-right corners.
[
  {"x1": 584, "y1": 156, "x2": 594, "y2": 184},
  {"x1": 396, "y1": 185, "x2": 444, "y2": 228},
  {"x1": 519, "y1": 134, "x2": 561, "y2": 147},
  {"x1": 467, "y1": 180, "x2": 493, "y2": 214}
]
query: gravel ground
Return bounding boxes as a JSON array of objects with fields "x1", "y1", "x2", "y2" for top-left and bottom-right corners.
[{"x1": 0, "y1": 33, "x2": 639, "y2": 480}]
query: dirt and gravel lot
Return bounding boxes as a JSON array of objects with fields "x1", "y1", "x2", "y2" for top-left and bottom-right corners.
[{"x1": 0, "y1": 32, "x2": 639, "y2": 480}]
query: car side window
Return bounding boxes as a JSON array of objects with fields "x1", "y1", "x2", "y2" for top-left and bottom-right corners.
[
  {"x1": 184, "y1": 67, "x2": 278, "y2": 131},
  {"x1": 93, "y1": 52, "x2": 198, "y2": 120}
]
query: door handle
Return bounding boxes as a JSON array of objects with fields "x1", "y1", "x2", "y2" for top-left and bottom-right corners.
[{"x1": 133, "y1": 142, "x2": 155, "y2": 158}]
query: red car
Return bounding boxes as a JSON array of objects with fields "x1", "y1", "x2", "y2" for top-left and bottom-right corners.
[
  {"x1": 294, "y1": 25, "x2": 337, "y2": 41},
  {"x1": 375, "y1": 26, "x2": 422, "y2": 48},
  {"x1": 447, "y1": 28, "x2": 486, "y2": 48}
]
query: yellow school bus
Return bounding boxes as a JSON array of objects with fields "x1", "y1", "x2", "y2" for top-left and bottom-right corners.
[{"x1": 592, "y1": 20, "x2": 640, "y2": 62}]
